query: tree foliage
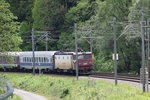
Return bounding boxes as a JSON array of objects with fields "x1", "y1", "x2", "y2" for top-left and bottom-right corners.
[
  {"x1": 0, "y1": 0, "x2": 22, "y2": 52},
  {"x1": 32, "y1": 0, "x2": 66, "y2": 31}
]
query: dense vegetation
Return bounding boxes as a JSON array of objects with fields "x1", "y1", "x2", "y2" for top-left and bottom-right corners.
[
  {"x1": 1, "y1": 0, "x2": 150, "y2": 73},
  {"x1": 2, "y1": 73, "x2": 150, "y2": 100}
]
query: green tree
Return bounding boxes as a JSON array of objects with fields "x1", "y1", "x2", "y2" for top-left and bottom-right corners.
[
  {"x1": 0, "y1": 0, "x2": 22, "y2": 52},
  {"x1": 65, "y1": 0, "x2": 97, "y2": 26},
  {"x1": 57, "y1": 32, "x2": 74, "y2": 51},
  {"x1": 32, "y1": 0, "x2": 66, "y2": 31},
  {"x1": 5, "y1": 0, "x2": 34, "y2": 22}
]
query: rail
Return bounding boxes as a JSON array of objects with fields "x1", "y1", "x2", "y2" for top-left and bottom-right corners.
[
  {"x1": 89, "y1": 72, "x2": 150, "y2": 84},
  {"x1": 0, "y1": 78, "x2": 14, "y2": 100}
]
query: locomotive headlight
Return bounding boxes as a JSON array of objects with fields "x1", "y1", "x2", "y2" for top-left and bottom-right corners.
[{"x1": 88, "y1": 62, "x2": 92, "y2": 65}]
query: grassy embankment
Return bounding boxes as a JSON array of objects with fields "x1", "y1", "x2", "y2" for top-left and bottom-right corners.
[
  {"x1": 0, "y1": 90, "x2": 3, "y2": 94},
  {"x1": 11, "y1": 95, "x2": 22, "y2": 100},
  {"x1": 0, "y1": 73, "x2": 150, "y2": 100},
  {"x1": 0, "y1": 88, "x2": 21, "y2": 100}
]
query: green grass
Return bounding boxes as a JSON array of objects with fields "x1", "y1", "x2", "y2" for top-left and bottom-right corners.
[
  {"x1": 0, "y1": 90, "x2": 4, "y2": 94},
  {"x1": 10, "y1": 95, "x2": 22, "y2": 100},
  {"x1": 0, "y1": 73, "x2": 150, "y2": 100}
]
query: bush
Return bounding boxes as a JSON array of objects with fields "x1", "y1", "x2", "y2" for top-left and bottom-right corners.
[{"x1": 94, "y1": 53, "x2": 113, "y2": 72}]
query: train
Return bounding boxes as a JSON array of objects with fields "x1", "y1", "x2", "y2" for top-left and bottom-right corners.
[{"x1": 0, "y1": 51, "x2": 93, "y2": 74}]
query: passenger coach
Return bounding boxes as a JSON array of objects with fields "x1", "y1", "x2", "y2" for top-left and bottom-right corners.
[
  {"x1": 19, "y1": 51, "x2": 59, "y2": 70},
  {"x1": 0, "y1": 52, "x2": 20, "y2": 69}
]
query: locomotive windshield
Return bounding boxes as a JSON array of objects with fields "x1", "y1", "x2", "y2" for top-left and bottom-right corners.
[{"x1": 73, "y1": 54, "x2": 92, "y2": 60}]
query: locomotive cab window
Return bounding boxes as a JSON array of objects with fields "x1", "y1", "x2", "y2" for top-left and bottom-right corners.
[
  {"x1": 78, "y1": 55, "x2": 84, "y2": 59},
  {"x1": 84, "y1": 54, "x2": 92, "y2": 59}
]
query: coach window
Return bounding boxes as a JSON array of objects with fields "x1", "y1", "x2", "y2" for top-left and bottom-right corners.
[
  {"x1": 42, "y1": 57, "x2": 44, "y2": 63},
  {"x1": 14, "y1": 57, "x2": 17, "y2": 62},
  {"x1": 37, "y1": 57, "x2": 38, "y2": 62},
  {"x1": 29, "y1": 58, "x2": 31, "y2": 62},
  {"x1": 43, "y1": 57, "x2": 45, "y2": 62},
  {"x1": 36, "y1": 58, "x2": 37, "y2": 62},
  {"x1": 3, "y1": 57, "x2": 5, "y2": 62},
  {"x1": 38, "y1": 57, "x2": 40, "y2": 62},
  {"x1": 0, "y1": 56, "x2": 2, "y2": 62},
  {"x1": 43, "y1": 58, "x2": 45, "y2": 62},
  {"x1": 40, "y1": 57, "x2": 41, "y2": 62},
  {"x1": 49, "y1": 58, "x2": 50, "y2": 62},
  {"x1": 24, "y1": 57, "x2": 26, "y2": 62},
  {"x1": 46, "y1": 58, "x2": 49, "y2": 62},
  {"x1": 0, "y1": 57, "x2": 2, "y2": 62},
  {"x1": 40, "y1": 57, "x2": 42, "y2": 62},
  {"x1": 2, "y1": 57, "x2": 4, "y2": 63},
  {"x1": 46, "y1": 58, "x2": 48, "y2": 62},
  {"x1": 41, "y1": 57, "x2": 43, "y2": 62},
  {"x1": 28, "y1": 58, "x2": 29, "y2": 62},
  {"x1": 31, "y1": 57, "x2": 33, "y2": 62}
]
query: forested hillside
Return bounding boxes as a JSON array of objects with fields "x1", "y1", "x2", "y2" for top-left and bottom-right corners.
[{"x1": 1, "y1": 0, "x2": 150, "y2": 73}]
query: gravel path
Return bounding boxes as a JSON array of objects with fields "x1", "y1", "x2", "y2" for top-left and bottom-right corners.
[
  {"x1": 79, "y1": 76, "x2": 145, "y2": 90},
  {"x1": 14, "y1": 89, "x2": 48, "y2": 100}
]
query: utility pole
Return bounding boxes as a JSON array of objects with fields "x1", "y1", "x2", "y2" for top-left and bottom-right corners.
[
  {"x1": 148, "y1": 19, "x2": 150, "y2": 73},
  {"x1": 46, "y1": 32, "x2": 48, "y2": 51},
  {"x1": 113, "y1": 17, "x2": 117, "y2": 85},
  {"x1": 145, "y1": 20, "x2": 150, "y2": 92},
  {"x1": 74, "y1": 23, "x2": 79, "y2": 80},
  {"x1": 141, "y1": 7, "x2": 146, "y2": 92},
  {"x1": 32, "y1": 28, "x2": 35, "y2": 76}
]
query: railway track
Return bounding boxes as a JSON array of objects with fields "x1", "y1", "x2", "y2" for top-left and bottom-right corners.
[{"x1": 89, "y1": 72, "x2": 150, "y2": 84}]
